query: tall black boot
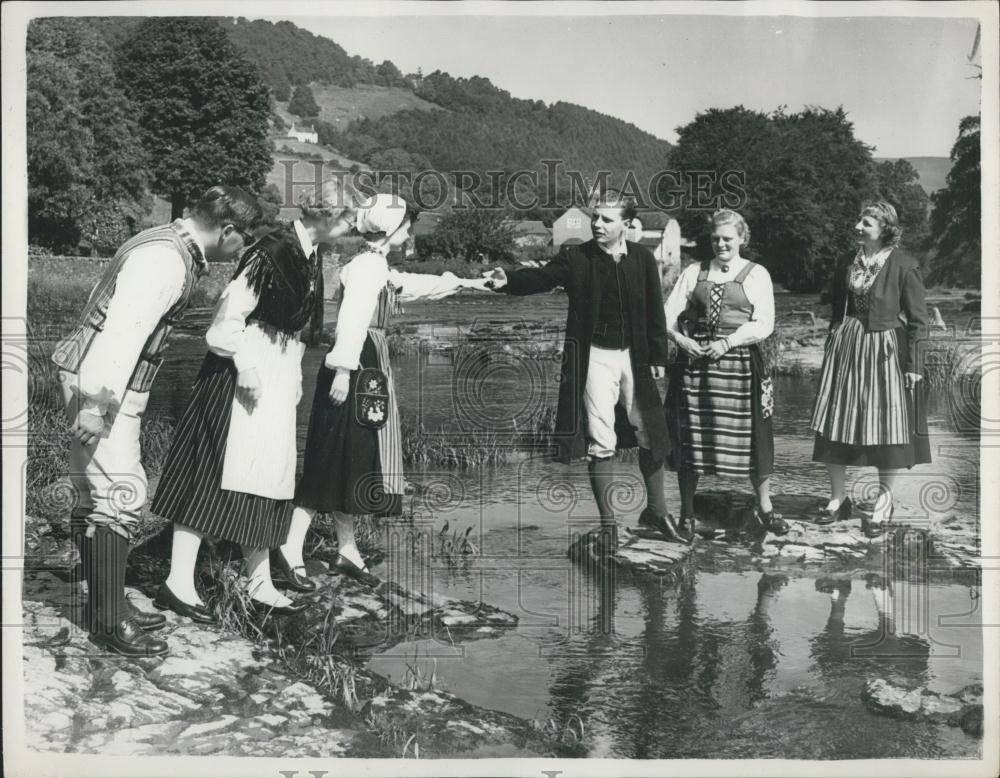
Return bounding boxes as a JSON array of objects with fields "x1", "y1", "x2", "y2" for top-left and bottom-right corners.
[
  {"x1": 88, "y1": 526, "x2": 168, "y2": 657},
  {"x1": 71, "y1": 521, "x2": 94, "y2": 631}
]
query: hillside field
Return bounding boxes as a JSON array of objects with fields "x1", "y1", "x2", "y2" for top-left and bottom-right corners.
[{"x1": 275, "y1": 83, "x2": 442, "y2": 129}]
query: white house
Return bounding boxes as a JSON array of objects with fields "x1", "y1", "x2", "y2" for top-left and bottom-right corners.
[{"x1": 287, "y1": 121, "x2": 318, "y2": 144}]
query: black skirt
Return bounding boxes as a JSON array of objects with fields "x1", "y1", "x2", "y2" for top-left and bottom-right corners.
[
  {"x1": 294, "y1": 336, "x2": 402, "y2": 516},
  {"x1": 151, "y1": 352, "x2": 293, "y2": 547}
]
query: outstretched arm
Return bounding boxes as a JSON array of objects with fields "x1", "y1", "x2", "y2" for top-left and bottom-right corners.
[
  {"x1": 388, "y1": 269, "x2": 489, "y2": 302},
  {"x1": 490, "y1": 251, "x2": 572, "y2": 296}
]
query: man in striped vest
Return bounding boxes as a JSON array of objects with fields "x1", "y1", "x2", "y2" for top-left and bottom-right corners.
[{"x1": 51, "y1": 185, "x2": 262, "y2": 657}]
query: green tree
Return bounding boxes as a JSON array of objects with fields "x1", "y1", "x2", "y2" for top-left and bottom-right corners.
[
  {"x1": 873, "y1": 159, "x2": 930, "y2": 258},
  {"x1": 926, "y1": 115, "x2": 980, "y2": 287},
  {"x1": 116, "y1": 17, "x2": 272, "y2": 219},
  {"x1": 417, "y1": 208, "x2": 515, "y2": 264},
  {"x1": 27, "y1": 18, "x2": 150, "y2": 252},
  {"x1": 288, "y1": 83, "x2": 320, "y2": 118},
  {"x1": 666, "y1": 106, "x2": 878, "y2": 291}
]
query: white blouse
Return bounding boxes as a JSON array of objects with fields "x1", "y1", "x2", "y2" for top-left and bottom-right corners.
[
  {"x1": 663, "y1": 258, "x2": 775, "y2": 347},
  {"x1": 324, "y1": 254, "x2": 469, "y2": 371}
]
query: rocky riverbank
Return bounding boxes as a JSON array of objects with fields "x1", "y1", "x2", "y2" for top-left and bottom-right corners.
[
  {"x1": 19, "y1": 516, "x2": 575, "y2": 758},
  {"x1": 577, "y1": 490, "x2": 980, "y2": 582}
]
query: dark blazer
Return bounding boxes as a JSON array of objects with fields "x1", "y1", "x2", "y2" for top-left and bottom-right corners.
[
  {"x1": 503, "y1": 239, "x2": 671, "y2": 463},
  {"x1": 829, "y1": 248, "x2": 928, "y2": 374}
]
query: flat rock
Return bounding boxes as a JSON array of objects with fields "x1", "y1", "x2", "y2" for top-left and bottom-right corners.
[{"x1": 862, "y1": 678, "x2": 984, "y2": 737}]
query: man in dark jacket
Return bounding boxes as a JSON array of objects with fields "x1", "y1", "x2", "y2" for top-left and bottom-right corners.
[{"x1": 488, "y1": 192, "x2": 688, "y2": 553}]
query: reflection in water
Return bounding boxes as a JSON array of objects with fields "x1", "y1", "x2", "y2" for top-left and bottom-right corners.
[{"x1": 533, "y1": 562, "x2": 973, "y2": 759}]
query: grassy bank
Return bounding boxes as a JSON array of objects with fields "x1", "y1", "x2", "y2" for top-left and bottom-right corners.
[{"x1": 27, "y1": 256, "x2": 235, "y2": 329}]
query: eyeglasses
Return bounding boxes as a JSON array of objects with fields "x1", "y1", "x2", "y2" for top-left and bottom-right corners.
[{"x1": 231, "y1": 225, "x2": 255, "y2": 245}]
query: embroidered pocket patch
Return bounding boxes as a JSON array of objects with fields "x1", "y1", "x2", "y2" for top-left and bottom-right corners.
[
  {"x1": 355, "y1": 368, "x2": 390, "y2": 430},
  {"x1": 761, "y1": 377, "x2": 774, "y2": 419}
]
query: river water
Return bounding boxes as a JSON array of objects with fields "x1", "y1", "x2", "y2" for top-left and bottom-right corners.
[{"x1": 133, "y1": 291, "x2": 983, "y2": 759}]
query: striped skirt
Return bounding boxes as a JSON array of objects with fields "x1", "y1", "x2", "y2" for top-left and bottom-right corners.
[
  {"x1": 294, "y1": 329, "x2": 404, "y2": 516},
  {"x1": 150, "y1": 352, "x2": 293, "y2": 548},
  {"x1": 666, "y1": 342, "x2": 773, "y2": 478},
  {"x1": 811, "y1": 317, "x2": 930, "y2": 467}
]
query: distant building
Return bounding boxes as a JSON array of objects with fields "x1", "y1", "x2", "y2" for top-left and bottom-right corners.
[
  {"x1": 509, "y1": 220, "x2": 552, "y2": 248},
  {"x1": 552, "y1": 207, "x2": 593, "y2": 247},
  {"x1": 286, "y1": 121, "x2": 318, "y2": 144}
]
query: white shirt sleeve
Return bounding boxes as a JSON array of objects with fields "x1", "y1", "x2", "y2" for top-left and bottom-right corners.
[
  {"x1": 325, "y1": 252, "x2": 390, "y2": 371},
  {"x1": 204, "y1": 267, "x2": 261, "y2": 373},
  {"x1": 726, "y1": 264, "x2": 775, "y2": 347},
  {"x1": 388, "y1": 269, "x2": 466, "y2": 302},
  {"x1": 76, "y1": 246, "x2": 186, "y2": 410},
  {"x1": 663, "y1": 263, "x2": 700, "y2": 340}
]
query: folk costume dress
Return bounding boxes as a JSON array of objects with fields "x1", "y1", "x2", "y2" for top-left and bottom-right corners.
[
  {"x1": 664, "y1": 259, "x2": 776, "y2": 478},
  {"x1": 810, "y1": 247, "x2": 931, "y2": 468},
  {"x1": 151, "y1": 221, "x2": 320, "y2": 548},
  {"x1": 294, "y1": 250, "x2": 467, "y2": 517}
]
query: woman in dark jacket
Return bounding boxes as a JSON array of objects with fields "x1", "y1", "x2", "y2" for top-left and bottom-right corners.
[
  {"x1": 151, "y1": 180, "x2": 354, "y2": 619},
  {"x1": 810, "y1": 201, "x2": 931, "y2": 536}
]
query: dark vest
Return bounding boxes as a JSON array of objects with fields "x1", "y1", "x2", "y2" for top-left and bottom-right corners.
[
  {"x1": 591, "y1": 251, "x2": 633, "y2": 349},
  {"x1": 51, "y1": 221, "x2": 206, "y2": 392},
  {"x1": 682, "y1": 261, "x2": 757, "y2": 337}
]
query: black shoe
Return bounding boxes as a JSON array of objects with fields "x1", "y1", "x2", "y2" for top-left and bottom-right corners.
[
  {"x1": 251, "y1": 597, "x2": 309, "y2": 617},
  {"x1": 333, "y1": 554, "x2": 382, "y2": 588},
  {"x1": 153, "y1": 583, "x2": 216, "y2": 625},
  {"x1": 90, "y1": 617, "x2": 169, "y2": 658},
  {"x1": 638, "y1": 508, "x2": 693, "y2": 545},
  {"x1": 83, "y1": 601, "x2": 167, "y2": 632},
  {"x1": 272, "y1": 551, "x2": 318, "y2": 593},
  {"x1": 815, "y1": 497, "x2": 852, "y2": 526},
  {"x1": 862, "y1": 509, "x2": 891, "y2": 539},
  {"x1": 754, "y1": 508, "x2": 789, "y2": 536}
]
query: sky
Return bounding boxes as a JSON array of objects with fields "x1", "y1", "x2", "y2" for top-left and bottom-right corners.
[{"x1": 266, "y1": 11, "x2": 982, "y2": 158}]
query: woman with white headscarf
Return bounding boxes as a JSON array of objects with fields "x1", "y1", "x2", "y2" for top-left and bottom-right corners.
[{"x1": 279, "y1": 193, "x2": 488, "y2": 588}]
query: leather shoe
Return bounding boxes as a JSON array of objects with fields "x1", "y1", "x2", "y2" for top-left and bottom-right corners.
[
  {"x1": 638, "y1": 508, "x2": 694, "y2": 544},
  {"x1": 153, "y1": 583, "x2": 216, "y2": 625},
  {"x1": 90, "y1": 617, "x2": 169, "y2": 658},
  {"x1": 251, "y1": 598, "x2": 309, "y2": 617},
  {"x1": 83, "y1": 601, "x2": 167, "y2": 632},
  {"x1": 862, "y1": 502, "x2": 894, "y2": 538},
  {"x1": 272, "y1": 551, "x2": 317, "y2": 593},
  {"x1": 815, "y1": 497, "x2": 852, "y2": 526},
  {"x1": 753, "y1": 508, "x2": 789, "y2": 536},
  {"x1": 334, "y1": 554, "x2": 382, "y2": 588}
]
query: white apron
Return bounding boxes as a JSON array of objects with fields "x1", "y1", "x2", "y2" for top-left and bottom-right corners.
[{"x1": 220, "y1": 322, "x2": 305, "y2": 498}]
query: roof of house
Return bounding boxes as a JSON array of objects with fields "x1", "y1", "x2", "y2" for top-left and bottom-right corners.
[
  {"x1": 555, "y1": 206, "x2": 590, "y2": 222},
  {"x1": 512, "y1": 220, "x2": 551, "y2": 235}
]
